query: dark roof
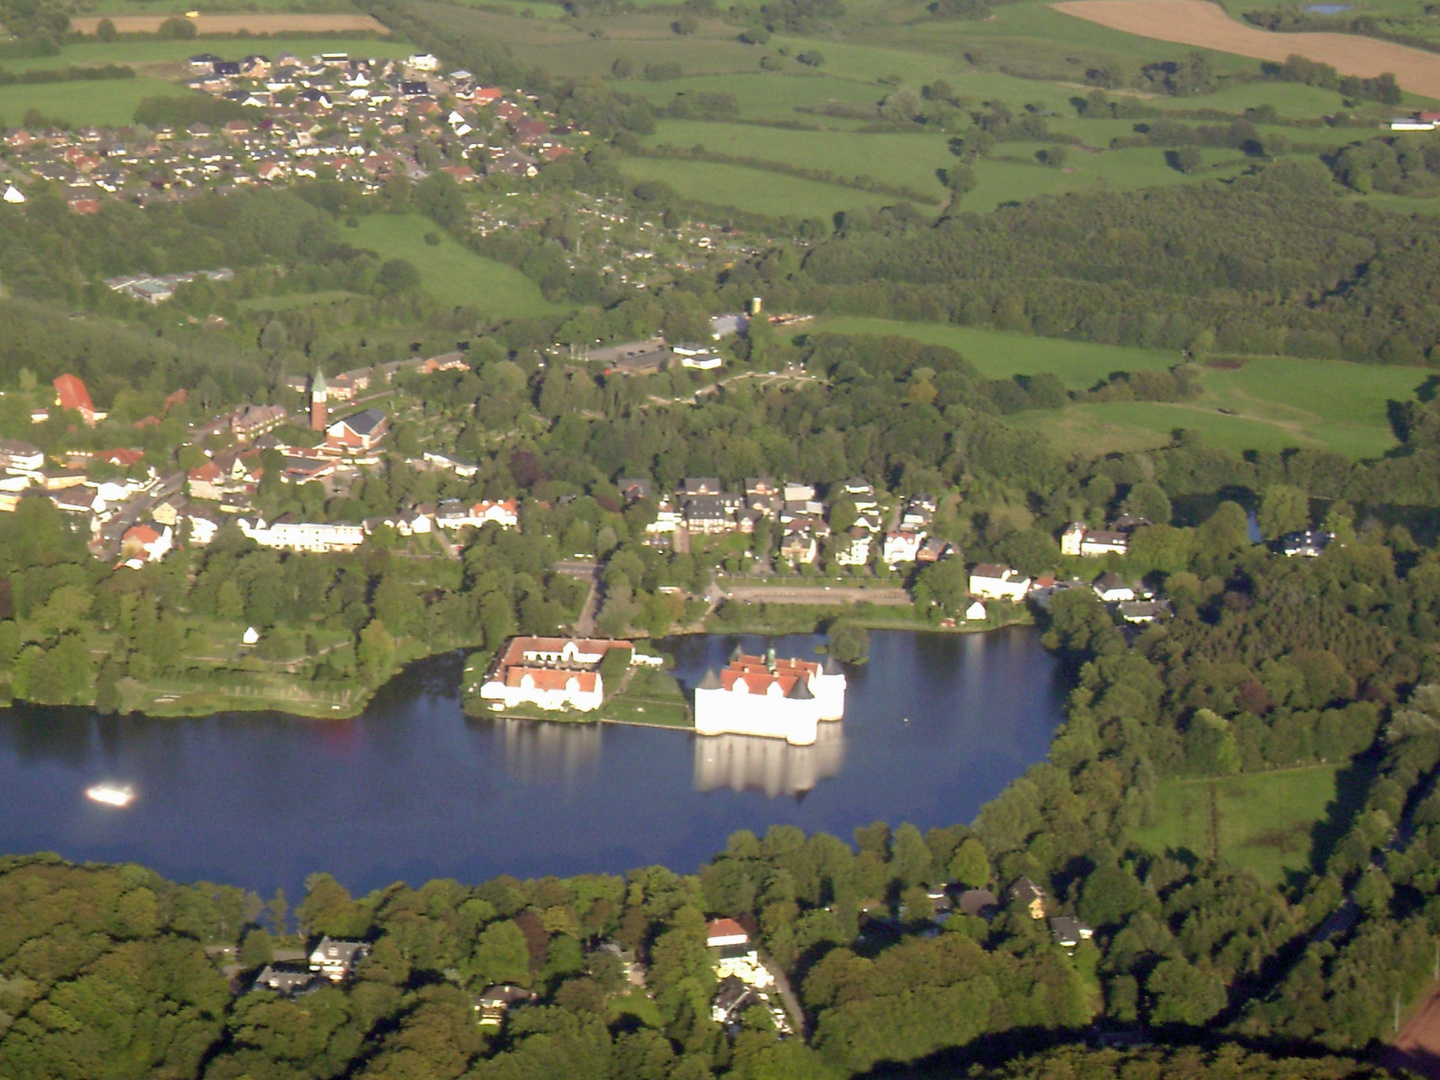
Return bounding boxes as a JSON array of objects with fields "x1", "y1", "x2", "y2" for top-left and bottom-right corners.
[
  {"x1": 958, "y1": 888, "x2": 998, "y2": 917},
  {"x1": 787, "y1": 678, "x2": 814, "y2": 701},
  {"x1": 822, "y1": 654, "x2": 843, "y2": 676},
  {"x1": 697, "y1": 668, "x2": 722, "y2": 690},
  {"x1": 338, "y1": 407, "x2": 386, "y2": 436}
]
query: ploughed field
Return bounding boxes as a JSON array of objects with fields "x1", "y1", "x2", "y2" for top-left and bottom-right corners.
[{"x1": 1054, "y1": 0, "x2": 1440, "y2": 99}]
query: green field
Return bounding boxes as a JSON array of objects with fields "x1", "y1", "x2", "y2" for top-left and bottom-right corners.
[
  {"x1": 811, "y1": 318, "x2": 1426, "y2": 458},
  {"x1": 0, "y1": 76, "x2": 197, "y2": 126},
  {"x1": 348, "y1": 214, "x2": 568, "y2": 319},
  {"x1": 599, "y1": 666, "x2": 691, "y2": 727},
  {"x1": 1131, "y1": 766, "x2": 1340, "y2": 887},
  {"x1": 810, "y1": 315, "x2": 1182, "y2": 387},
  {"x1": 1009, "y1": 356, "x2": 1428, "y2": 458},
  {"x1": 1, "y1": 37, "x2": 410, "y2": 74},
  {"x1": 619, "y1": 156, "x2": 892, "y2": 218}
]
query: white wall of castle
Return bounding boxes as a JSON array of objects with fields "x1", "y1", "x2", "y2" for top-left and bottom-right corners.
[{"x1": 694, "y1": 672, "x2": 845, "y2": 746}]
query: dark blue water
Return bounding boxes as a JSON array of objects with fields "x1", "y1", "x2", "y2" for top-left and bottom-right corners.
[{"x1": 0, "y1": 629, "x2": 1064, "y2": 900}]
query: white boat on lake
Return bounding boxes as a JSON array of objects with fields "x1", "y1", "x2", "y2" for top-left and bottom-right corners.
[{"x1": 85, "y1": 784, "x2": 135, "y2": 808}]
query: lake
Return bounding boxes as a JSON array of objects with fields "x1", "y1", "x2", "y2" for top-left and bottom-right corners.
[{"x1": 0, "y1": 628, "x2": 1065, "y2": 901}]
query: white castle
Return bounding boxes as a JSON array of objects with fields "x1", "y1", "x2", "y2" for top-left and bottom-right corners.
[{"x1": 693, "y1": 647, "x2": 846, "y2": 746}]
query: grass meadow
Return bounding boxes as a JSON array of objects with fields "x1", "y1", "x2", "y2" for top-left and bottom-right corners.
[
  {"x1": 0, "y1": 76, "x2": 198, "y2": 126},
  {"x1": 618, "y1": 156, "x2": 892, "y2": 217},
  {"x1": 349, "y1": 214, "x2": 567, "y2": 319},
  {"x1": 811, "y1": 317, "x2": 1426, "y2": 458},
  {"x1": 1131, "y1": 766, "x2": 1341, "y2": 887},
  {"x1": 2, "y1": 37, "x2": 411, "y2": 73}
]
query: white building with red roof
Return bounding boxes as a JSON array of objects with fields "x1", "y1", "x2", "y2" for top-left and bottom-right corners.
[
  {"x1": 693, "y1": 647, "x2": 846, "y2": 746},
  {"x1": 53, "y1": 374, "x2": 104, "y2": 426},
  {"x1": 478, "y1": 636, "x2": 634, "y2": 713}
]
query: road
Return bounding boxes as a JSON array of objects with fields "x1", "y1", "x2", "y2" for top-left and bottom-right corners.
[
  {"x1": 722, "y1": 584, "x2": 913, "y2": 606},
  {"x1": 555, "y1": 560, "x2": 601, "y2": 636}
]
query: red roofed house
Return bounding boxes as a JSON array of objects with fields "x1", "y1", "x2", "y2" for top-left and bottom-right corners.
[
  {"x1": 478, "y1": 636, "x2": 633, "y2": 713},
  {"x1": 97, "y1": 448, "x2": 144, "y2": 468},
  {"x1": 473, "y1": 86, "x2": 503, "y2": 105},
  {"x1": 706, "y1": 919, "x2": 749, "y2": 948},
  {"x1": 53, "y1": 374, "x2": 103, "y2": 425},
  {"x1": 119, "y1": 522, "x2": 173, "y2": 568}
]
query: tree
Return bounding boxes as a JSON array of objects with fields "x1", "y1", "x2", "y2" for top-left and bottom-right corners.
[
  {"x1": 828, "y1": 619, "x2": 869, "y2": 664},
  {"x1": 1122, "y1": 482, "x2": 1172, "y2": 525},
  {"x1": 239, "y1": 927, "x2": 274, "y2": 968},
  {"x1": 1169, "y1": 145, "x2": 1203, "y2": 173},
  {"x1": 948, "y1": 837, "x2": 991, "y2": 887},
  {"x1": 1258, "y1": 484, "x2": 1310, "y2": 540},
  {"x1": 672, "y1": 13, "x2": 698, "y2": 34},
  {"x1": 95, "y1": 17, "x2": 117, "y2": 41},
  {"x1": 358, "y1": 619, "x2": 396, "y2": 684},
  {"x1": 471, "y1": 920, "x2": 531, "y2": 987},
  {"x1": 378, "y1": 259, "x2": 421, "y2": 293}
]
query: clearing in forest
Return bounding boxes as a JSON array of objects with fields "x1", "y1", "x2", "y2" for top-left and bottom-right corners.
[{"x1": 1053, "y1": 0, "x2": 1440, "y2": 100}]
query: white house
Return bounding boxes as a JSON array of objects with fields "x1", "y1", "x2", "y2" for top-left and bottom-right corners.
[
  {"x1": 835, "y1": 527, "x2": 872, "y2": 566},
  {"x1": 1080, "y1": 530, "x2": 1129, "y2": 557},
  {"x1": 882, "y1": 530, "x2": 924, "y2": 566},
  {"x1": 965, "y1": 600, "x2": 987, "y2": 621},
  {"x1": 407, "y1": 52, "x2": 440, "y2": 71},
  {"x1": 308, "y1": 936, "x2": 367, "y2": 981},
  {"x1": 706, "y1": 918, "x2": 749, "y2": 948},
  {"x1": 238, "y1": 517, "x2": 365, "y2": 553},
  {"x1": 3, "y1": 184, "x2": 25, "y2": 204},
  {"x1": 435, "y1": 498, "x2": 519, "y2": 530},
  {"x1": 969, "y1": 563, "x2": 1031, "y2": 601},
  {"x1": 1092, "y1": 572, "x2": 1136, "y2": 603}
]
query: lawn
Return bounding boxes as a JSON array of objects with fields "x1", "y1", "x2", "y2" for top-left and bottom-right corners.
[
  {"x1": 809, "y1": 315, "x2": 1181, "y2": 388},
  {"x1": 600, "y1": 667, "x2": 691, "y2": 728},
  {"x1": 1, "y1": 37, "x2": 409, "y2": 73},
  {"x1": 623, "y1": 72, "x2": 886, "y2": 123},
  {"x1": 618, "y1": 156, "x2": 892, "y2": 218},
  {"x1": 1009, "y1": 356, "x2": 1428, "y2": 458},
  {"x1": 0, "y1": 76, "x2": 197, "y2": 126},
  {"x1": 1131, "y1": 765, "x2": 1340, "y2": 887},
  {"x1": 347, "y1": 214, "x2": 568, "y2": 319},
  {"x1": 238, "y1": 290, "x2": 365, "y2": 311}
]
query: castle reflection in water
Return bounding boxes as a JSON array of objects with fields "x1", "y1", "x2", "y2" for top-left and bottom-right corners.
[
  {"x1": 491, "y1": 715, "x2": 845, "y2": 800},
  {"x1": 693, "y1": 722, "x2": 846, "y2": 798}
]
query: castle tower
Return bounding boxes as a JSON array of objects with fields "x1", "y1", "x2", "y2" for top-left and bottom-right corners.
[{"x1": 310, "y1": 370, "x2": 327, "y2": 432}]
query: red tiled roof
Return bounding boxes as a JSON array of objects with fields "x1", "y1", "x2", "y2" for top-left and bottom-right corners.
[
  {"x1": 505, "y1": 667, "x2": 597, "y2": 692},
  {"x1": 706, "y1": 918, "x2": 748, "y2": 942},
  {"x1": 53, "y1": 374, "x2": 94, "y2": 414}
]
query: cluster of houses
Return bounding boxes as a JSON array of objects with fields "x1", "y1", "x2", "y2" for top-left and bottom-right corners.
[
  {"x1": 1, "y1": 51, "x2": 578, "y2": 215},
  {"x1": 705, "y1": 918, "x2": 791, "y2": 1033},
  {"x1": 477, "y1": 635, "x2": 662, "y2": 713},
  {"x1": 623, "y1": 476, "x2": 955, "y2": 571},
  {"x1": 252, "y1": 935, "x2": 368, "y2": 996},
  {"x1": 968, "y1": 562, "x2": 1173, "y2": 625}
]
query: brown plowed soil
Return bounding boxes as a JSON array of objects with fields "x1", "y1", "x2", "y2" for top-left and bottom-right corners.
[
  {"x1": 1052, "y1": 0, "x2": 1440, "y2": 100},
  {"x1": 69, "y1": 13, "x2": 389, "y2": 34}
]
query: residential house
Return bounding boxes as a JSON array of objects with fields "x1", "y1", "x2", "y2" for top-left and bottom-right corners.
[
  {"x1": 1282, "y1": 529, "x2": 1333, "y2": 557},
  {"x1": 1060, "y1": 522, "x2": 1086, "y2": 557},
  {"x1": 434, "y1": 498, "x2": 519, "y2": 530},
  {"x1": 119, "y1": 523, "x2": 173, "y2": 568},
  {"x1": 684, "y1": 495, "x2": 733, "y2": 535},
  {"x1": 230, "y1": 403, "x2": 288, "y2": 440},
  {"x1": 964, "y1": 600, "x2": 987, "y2": 621},
  {"x1": 1080, "y1": 529, "x2": 1129, "y2": 558},
  {"x1": 238, "y1": 517, "x2": 365, "y2": 553},
  {"x1": 706, "y1": 918, "x2": 749, "y2": 948},
  {"x1": 834, "y1": 526, "x2": 872, "y2": 567},
  {"x1": 780, "y1": 527, "x2": 817, "y2": 565},
  {"x1": 968, "y1": 563, "x2": 1031, "y2": 602},
  {"x1": 837, "y1": 478, "x2": 878, "y2": 512},
  {"x1": 0, "y1": 439, "x2": 43, "y2": 473},
  {"x1": 915, "y1": 538, "x2": 956, "y2": 564},
  {"x1": 325, "y1": 407, "x2": 388, "y2": 453},
  {"x1": 1092, "y1": 572, "x2": 1136, "y2": 603},
  {"x1": 1010, "y1": 877, "x2": 1047, "y2": 920},
  {"x1": 187, "y1": 460, "x2": 225, "y2": 501},
  {"x1": 1048, "y1": 916, "x2": 1094, "y2": 948},
  {"x1": 782, "y1": 482, "x2": 815, "y2": 503},
  {"x1": 474, "y1": 984, "x2": 534, "y2": 1026},
  {"x1": 711, "y1": 975, "x2": 760, "y2": 1026},
  {"x1": 881, "y1": 530, "x2": 924, "y2": 567},
  {"x1": 957, "y1": 888, "x2": 999, "y2": 918},
  {"x1": 1118, "y1": 599, "x2": 1173, "y2": 624},
  {"x1": 253, "y1": 963, "x2": 321, "y2": 996},
  {"x1": 617, "y1": 477, "x2": 653, "y2": 502},
  {"x1": 681, "y1": 477, "x2": 725, "y2": 497},
  {"x1": 308, "y1": 936, "x2": 367, "y2": 981}
]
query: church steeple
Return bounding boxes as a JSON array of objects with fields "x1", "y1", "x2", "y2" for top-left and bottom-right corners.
[{"x1": 310, "y1": 370, "x2": 328, "y2": 432}]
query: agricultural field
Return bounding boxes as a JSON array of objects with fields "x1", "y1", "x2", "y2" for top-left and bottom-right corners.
[
  {"x1": 1009, "y1": 356, "x2": 1429, "y2": 458},
  {"x1": 0, "y1": 75, "x2": 199, "y2": 127},
  {"x1": 69, "y1": 13, "x2": 390, "y2": 34},
  {"x1": 348, "y1": 214, "x2": 568, "y2": 319},
  {"x1": 1131, "y1": 765, "x2": 1342, "y2": 887},
  {"x1": 0, "y1": 37, "x2": 411, "y2": 74},
  {"x1": 619, "y1": 157, "x2": 893, "y2": 218}
]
